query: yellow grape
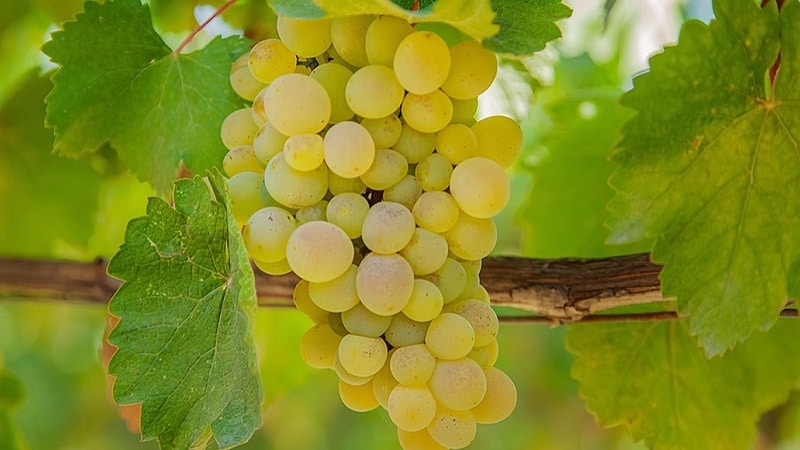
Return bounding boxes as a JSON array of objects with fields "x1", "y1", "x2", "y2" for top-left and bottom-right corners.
[
  {"x1": 346, "y1": 65, "x2": 405, "y2": 119},
  {"x1": 337, "y1": 334, "x2": 388, "y2": 377},
  {"x1": 429, "y1": 358, "x2": 487, "y2": 410},
  {"x1": 300, "y1": 323, "x2": 342, "y2": 369},
  {"x1": 277, "y1": 16, "x2": 332, "y2": 58},
  {"x1": 425, "y1": 313, "x2": 475, "y2": 360},
  {"x1": 223, "y1": 145, "x2": 262, "y2": 176},
  {"x1": 243, "y1": 206, "x2": 296, "y2": 262},
  {"x1": 323, "y1": 121, "x2": 375, "y2": 178},
  {"x1": 356, "y1": 253, "x2": 414, "y2": 316},
  {"x1": 248, "y1": 39, "x2": 297, "y2": 84},
  {"x1": 449, "y1": 157, "x2": 510, "y2": 218},
  {"x1": 220, "y1": 108, "x2": 258, "y2": 150},
  {"x1": 339, "y1": 378, "x2": 380, "y2": 412},
  {"x1": 262, "y1": 74, "x2": 331, "y2": 135},
  {"x1": 330, "y1": 15, "x2": 373, "y2": 67},
  {"x1": 441, "y1": 40, "x2": 497, "y2": 100},
  {"x1": 308, "y1": 265, "x2": 360, "y2": 312},
  {"x1": 471, "y1": 367, "x2": 517, "y2": 424},
  {"x1": 285, "y1": 221, "x2": 354, "y2": 283},
  {"x1": 393, "y1": 31, "x2": 450, "y2": 95},
  {"x1": 401, "y1": 90, "x2": 453, "y2": 134},
  {"x1": 402, "y1": 279, "x2": 444, "y2": 322},
  {"x1": 365, "y1": 15, "x2": 413, "y2": 66},
  {"x1": 472, "y1": 115, "x2": 523, "y2": 168},
  {"x1": 388, "y1": 385, "x2": 437, "y2": 432}
]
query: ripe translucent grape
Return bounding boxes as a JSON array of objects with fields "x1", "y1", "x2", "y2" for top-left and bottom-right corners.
[
  {"x1": 394, "y1": 124, "x2": 436, "y2": 163},
  {"x1": 339, "y1": 379, "x2": 380, "y2": 412},
  {"x1": 415, "y1": 153, "x2": 453, "y2": 192},
  {"x1": 356, "y1": 253, "x2": 414, "y2": 315},
  {"x1": 422, "y1": 257, "x2": 467, "y2": 304},
  {"x1": 471, "y1": 367, "x2": 517, "y2": 424},
  {"x1": 248, "y1": 39, "x2": 297, "y2": 84},
  {"x1": 328, "y1": 172, "x2": 366, "y2": 195},
  {"x1": 220, "y1": 108, "x2": 258, "y2": 150},
  {"x1": 346, "y1": 65, "x2": 405, "y2": 119},
  {"x1": 397, "y1": 428, "x2": 447, "y2": 450},
  {"x1": 341, "y1": 302, "x2": 393, "y2": 337},
  {"x1": 361, "y1": 201, "x2": 415, "y2": 254},
  {"x1": 333, "y1": 352, "x2": 373, "y2": 386},
  {"x1": 425, "y1": 313, "x2": 475, "y2": 360},
  {"x1": 253, "y1": 257, "x2": 292, "y2": 276},
  {"x1": 399, "y1": 228, "x2": 448, "y2": 276},
  {"x1": 295, "y1": 200, "x2": 328, "y2": 224},
  {"x1": 447, "y1": 299, "x2": 499, "y2": 347},
  {"x1": 402, "y1": 279, "x2": 444, "y2": 322},
  {"x1": 262, "y1": 74, "x2": 331, "y2": 135},
  {"x1": 429, "y1": 358, "x2": 487, "y2": 410},
  {"x1": 360, "y1": 114, "x2": 402, "y2": 148},
  {"x1": 310, "y1": 63, "x2": 355, "y2": 123},
  {"x1": 293, "y1": 280, "x2": 329, "y2": 324},
  {"x1": 325, "y1": 192, "x2": 369, "y2": 239},
  {"x1": 426, "y1": 407, "x2": 476, "y2": 449},
  {"x1": 264, "y1": 153, "x2": 328, "y2": 209},
  {"x1": 227, "y1": 172, "x2": 267, "y2": 224},
  {"x1": 435, "y1": 123, "x2": 477, "y2": 165},
  {"x1": 360, "y1": 149, "x2": 408, "y2": 191},
  {"x1": 412, "y1": 191, "x2": 460, "y2": 233},
  {"x1": 252, "y1": 122, "x2": 288, "y2": 164},
  {"x1": 441, "y1": 41, "x2": 497, "y2": 99},
  {"x1": 308, "y1": 264, "x2": 360, "y2": 312},
  {"x1": 337, "y1": 334, "x2": 388, "y2": 377},
  {"x1": 450, "y1": 157, "x2": 510, "y2": 218},
  {"x1": 443, "y1": 211, "x2": 497, "y2": 260},
  {"x1": 383, "y1": 175, "x2": 423, "y2": 211},
  {"x1": 230, "y1": 53, "x2": 266, "y2": 101},
  {"x1": 283, "y1": 133, "x2": 325, "y2": 172},
  {"x1": 300, "y1": 323, "x2": 342, "y2": 369},
  {"x1": 276, "y1": 16, "x2": 332, "y2": 58},
  {"x1": 286, "y1": 221, "x2": 354, "y2": 283},
  {"x1": 401, "y1": 90, "x2": 453, "y2": 134},
  {"x1": 469, "y1": 339, "x2": 499, "y2": 369},
  {"x1": 365, "y1": 15, "x2": 413, "y2": 66},
  {"x1": 330, "y1": 15, "x2": 373, "y2": 67},
  {"x1": 373, "y1": 358, "x2": 399, "y2": 409},
  {"x1": 324, "y1": 121, "x2": 375, "y2": 178},
  {"x1": 393, "y1": 31, "x2": 450, "y2": 94},
  {"x1": 223, "y1": 145, "x2": 262, "y2": 176},
  {"x1": 385, "y1": 311, "x2": 429, "y2": 348},
  {"x1": 243, "y1": 206, "x2": 296, "y2": 262},
  {"x1": 472, "y1": 115, "x2": 523, "y2": 168},
  {"x1": 388, "y1": 385, "x2": 437, "y2": 432},
  {"x1": 390, "y1": 344, "x2": 436, "y2": 386}
]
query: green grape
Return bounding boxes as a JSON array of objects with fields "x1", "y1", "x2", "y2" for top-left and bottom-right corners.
[
  {"x1": 328, "y1": 312, "x2": 349, "y2": 336},
  {"x1": 471, "y1": 367, "x2": 517, "y2": 424},
  {"x1": 383, "y1": 175, "x2": 422, "y2": 211},
  {"x1": 453, "y1": 261, "x2": 480, "y2": 302},
  {"x1": 450, "y1": 157, "x2": 510, "y2": 218},
  {"x1": 341, "y1": 302, "x2": 392, "y2": 337},
  {"x1": 253, "y1": 257, "x2": 292, "y2": 275},
  {"x1": 360, "y1": 149, "x2": 408, "y2": 191},
  {"x1": 425, "y1": 313, "x2": 475, "y2": 360},
  {"x1": 399, "y1": 227, "x2": 448, "y2": 275},
  {"x1": 330, "y1": 15, "x2": 373, "y2": 67},
  {"x1": 328, "y1": 171, "x2": 367, "y2": 195},
  {"x1": 338, "y1": 333, "x2": 388, "y2": 377},
  {"x1": 227, "y1": 172, "x2": 267, "y2": 224},
  {"x1": 401, "y1": 90, "x2": 453, "y2": 134},
  {"x1": 308, "y1": 264, "x2": 360, "y2": 312},
  {"x1": 415, "y1": 153, "x2": 453, "y2": 192},
  {"x1": 334, "y1": 351, "x2": 373, "y2": 386},
  {"x1": 397, "y1": 428, "x2": 447, "y2": 450},
  {"x1": 443, "y1": 211, "x2": 497, "y2": 260},
  {"x1": 472, "y1": 115, "x2": 523, "y2": 168},
  {"x1": 324, "y1": 121, "x2": 376, "y2": 178},
  {"x1": 253, "y1": 122, "x2": 288, "y2": 164},
  {"x1": 300, "y1": 323, "x2": 342, "y2": 369},
  {"x1": 388, "y1": 385, "x2": 437, "y2": 432},
  {"x1": 326, "y1": 192, "x2": 370, "y2": 239},
  {"x1": 468, "y1": 338, "x2": 498, "y2": 369},
  {"x1": 450, "y1": 97, "x2": 478, "y2": 125},
  {"x1": 441, "y1": 40, "x2": 497, "y2": 100},
  {"x1": 223, "y1": 145, "x2": 263, "y2": 176},
  {"x1": 264, "y1": 153, "x2": 328, "y2": 209},
  {"x1": 323, "y1": 41, "x2": 359, "y2": 72},
  {"x1": 393, "y1": 31, "x2": 451, "y2": 95},
  {"x1": 447, "y1": 299, "x2": 498, "y2": 347},
  {"x1": 263, "y1": 73, "x2": 331, "y2": 135},
  {"x1": 295, "y1": 200, "x2": 328, "y2": 224},
  {"x1": 360, "y1": 114, "x2": 402, "y2": 148},
  {"x1": 373, "y1": 358, "x2": 399, "y2": 409},
  {"x1": 346, "y1": 65, "x2": 405, "y2": 119},
  {"x1": 362, "y1": 201, "x2": 415, "y2": 254},
  {"x1": 435, "y1": 123, "x2": 477, "y2": 165},
  {"x1": 426, "y1": 407, "x2": 477, "y2": 449},
  {"x1": 422, "y1": 257, "x2": 467, "y2": 303},
  {"x1": 356, "y1": 253, "x2": 414, "y2": 316},
  {"x1": 286, "y1": 221, "x2": 354, "y2": 283},
  {"x1": 385, "y1": 313, "x2": 429, "y2": 347},
  {"x1": 429, "y1": 358, "x2": 487, "y2": 410},
  {"x1": 277, "y1": 16, "x2": 332, "y2": 58},
  {"x1": 412, "y1": 191, "x2": 459, "y2": 233},
  {"x1": 251, "y1": 86, "x2": 269, "y2": 126},
  {"x1": 230, "y1": 53, "x2": 266, "y2": 101},
  {"x1": 243, "y1": 206, "x2": 296, "y2": 262},
  {"x1": 402, "y1": 279, "x2": 444, "y2": 322},
  {"x1": 293, "y1": 280, "x2": 329, "y2": 324},
  {"x1": 283, "y1": 133, "x2": 325, "y2": 171},
  {"x1": 339, "y1": 378, "x2": 380, "y2": 412},
  {"x1": 394, "y1": 124, "x2": 436, "y2": 163},
  {"x1": 310, "y1": 62, "x2": 355, "y2": 123},
  {"x1": 474, "y1": 284, "x2": 491, "y2": 304},
  {"x1": 365, "y1": 15, "x2": 413, "y2": 67},
  {"x1": 248, "y1": 38, "x2": 297, "y2": 84},
  {"x1": 390, "y1": 344, "x2": 436, "y2": 386},
  {"x1": 220, "y1": 108, "x2": 258, "y2": 150}
]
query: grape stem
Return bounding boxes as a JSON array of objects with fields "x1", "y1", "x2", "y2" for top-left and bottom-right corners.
[{"x1": 174, "y1": 0, "x2": 239, "y2": 54}]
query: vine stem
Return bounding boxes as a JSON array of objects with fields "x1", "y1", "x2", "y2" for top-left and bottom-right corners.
[
  {"x1": 174, "y1": 0, "x2": 238, "y2": 54},
  {"x1": 0, "y1": 255, "x2": 796, "y2": 325}
]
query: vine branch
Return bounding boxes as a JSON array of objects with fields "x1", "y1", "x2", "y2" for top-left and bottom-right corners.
[
  {"x1": 174, "y1": 0, "x2": 238, "y2": 54},
  {"x1": 0, "y1": 255, "x2": 795, "y2": 324}
]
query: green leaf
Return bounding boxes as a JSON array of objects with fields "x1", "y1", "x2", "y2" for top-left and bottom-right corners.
[
  {"x1": 483, "y1": 0, "x2": 571, "y2": 55},
  {"x1": 42, "y1": 0, "x2": 250, "y2": 192},
  {"x1": 0, "y1": 369, "x2": 27, "y2": 450},
  {"x1": 0, "y1": 73, "x2": 103, "y2": 259},
  {"x1": 519, "y1": 55, "x2": 650, "y2": 258},
  {"x1": 107, "y1": 171, "x2": 262, "y2": 449},
  {"x1": 567, "y1": 319, "x2": 800, "y2": 450},
  {"x1": 608, "y1": 0, "x2": 800, "y2": 356}
]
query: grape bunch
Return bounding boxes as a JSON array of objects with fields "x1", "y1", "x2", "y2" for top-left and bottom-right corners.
[{"x1": 221, "y1": 13, "x2": 521, "y2": 449}]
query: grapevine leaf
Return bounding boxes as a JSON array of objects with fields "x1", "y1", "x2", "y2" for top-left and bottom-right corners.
[
  {"x1": 0, "y1": 369, "x2": 27, "y2": 450},
  {"x1": 608, "y1": 0, "x2": 800, "y2": 355},
  {"x1": 42, "y1": 0, "x2": 250, "y2": 192},
  {"x1": 567, "y1": 320, "x2": 800, "y2": 450},
  {"x1": 107, "y1": 171, "x2": 262, "y2": 449},
  {"x1": 0, "y1": 73, "x2": 103, "y2": 258},
  {"x1": 483, "y1": 0, "x2": 571, "y2": 55}
]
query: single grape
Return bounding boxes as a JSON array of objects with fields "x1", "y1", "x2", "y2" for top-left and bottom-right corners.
[
  {"x1": 337, "y1": 333, "x2": 388, "y2": 377},
  {"x1": 341, "y1": 302, "x2": 393, "y2": 337},
  {"x1": 399, "y1": 227, "x2": 449, "y2": 276},
  {"x1": 388, "y1": 385, "x2": 437, "y2": 432},
  {"x1": 283, "y1": 133, "x2": 325, "y2": 172},
  {"x1": 383, "y1": 175, "x2": 422, "y2": 211},
  {"x1": 385, "y1": 313, "x2": 429, "y2": 348},
  {"x1": 450, "y1": 157, "x2": 510, "y2": 218},
  {"x1": 330, "y1": 15, "x2": 373, "y2": 67},
  {"x1": 326, "y1": 192, "x2": 370, "y2": 239},
  {"x1": 220, "y1": 108, "x2": 258, "y2": 150},
  {"x1": 402, "y1": 279, "x2": 444, "y2": 322},
  {"x1": 415, "y1": 153, "x2": 453, "y2": 192},
  {"x1": 393, "y1": 31, "x2": 451, "y2": 95},
  {"x1": 262, "y1": 73, "x2": 331, "y2": 135},
  {"x1": 472, "y1": 115, "x2": 523, "y2": 168},
  {"x1": 328, "y1": 171, "x2": 367, "y2": 195},
  {"x1": 390, "y1": 344, "x2": 436, "y2": 386},
  {"x1": 310, "y1": 63, "x2": 355, "y2": 123},
  {"x1": 248, "y1": 39, "x2": 297, "y2": 84},
  {"x1": 339, "y1": 378, "x2": 380, "y2": 412},
  {"x1": 346, "y1": 65, "x2": 405, "y2": 119},
  {"x1": 394, "y1": 124, "x2": 436, "y2": 163},
  {"x1": 286, "y1": 221, "x2": 354, "y2": 283},
  {"x1": 356, "y1": 252, "x2": 414, "y2": 315},
  {"x1": 223, "y1": 145, "x2": 262, "y2": 176},
  {"x1": 443, "y1": 211, "x2": 497, "y2": 260},
  {"x1": 425, "y1": 313, "x2": 475, "y2": 360},
  {"x1": 361, "y1": 201, "x2": 415, "y2": 254},
  {"x1": 227, "y1": 172, "x2": 267, "y2": 224},
  {"x1": 264, "y1": 153, "x2": 328, "y2": 209},
  {"x1": 373, "y1": 357, "x2": 399, "y2": 409},
  {"x1": 401, "y1": 90, "x2": 453, "y2": 134},
  {"x1": 300, "y1": 323, "x2": 342, "y2": 369},
  {"x1": 421, "y1": 257, "x2": 467, "y2": 304},
  {"x1": 308, "y1": 265, "x2": 360, "y2": 312},
  {"x1": 365, "y1": 15, "x2": 413, "y2": 67},
  {"x1": 295, "y1": 200, "x2": 328, "y2": 224},
  {"x1": 429, "y1": 357, "x2": 487, "y2": 410},
  {"x1": 361, "y1": 114, "x2": 402, "y2": 150},
  {"x1": 230, "y1": 53, "x2": 266, "y2": 101},
  {"x1": 426, "y1": 407, "x2": 477, "y2": 449},
  {"x1": 446, "y1": 299, "x2": 499, "y2": 347},
  {"x1": 324, "y1": 121, "x2": 376, "y2": 178},
  {"x1": 277, "y1": 16, "x2": 332, "y2": 58},
  {"x1": 441, "y1": 40, "x2": 497, "y2": 100},
  {"x1": 471, "y1": 367, "x2": 517, "y2": 424},
  {"x1": 360, "y1": 149, "x2": 408, "y2": 191},
  {"x1": 435, "y1": 123, "x2": 477, "y2": 165},
  {"x1": 252, "y1": 122, "x2": 288, "y2": 164},
  {"x1": 243, "y1": 206, "x2": 297, "y2": 262},
  {"x1": 412, "y1": 191, "x2": 460, "y2": 233}
]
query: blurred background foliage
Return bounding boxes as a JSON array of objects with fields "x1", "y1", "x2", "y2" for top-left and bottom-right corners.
[{"x1": 9, "y1": 0, "x2": 798, "y2": 449}]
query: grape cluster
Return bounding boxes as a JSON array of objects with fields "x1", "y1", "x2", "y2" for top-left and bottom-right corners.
[{"x1": 222, "y1": 13, "x2": 521, "y2": 449}]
